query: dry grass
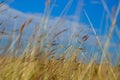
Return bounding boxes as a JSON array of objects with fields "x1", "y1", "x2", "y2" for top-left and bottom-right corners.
[
  {"x1": 0, "y1": 0, "x2": 120, "y2": 80},
  {"x1": 0, "y1": 54, "x2": 120, "y2": 80}
]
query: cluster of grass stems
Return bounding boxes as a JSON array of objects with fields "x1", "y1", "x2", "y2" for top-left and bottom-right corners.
[{"x1": 0, "y1": 0, "x2": 120, "y2": 80}]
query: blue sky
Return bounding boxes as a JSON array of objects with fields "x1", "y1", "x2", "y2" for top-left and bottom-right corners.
[
  {"x1": 8, "y1": 0, "x2": 120, "y2": 33},
  {"x1": 6, "y1": 0, "x2": 120, "y2": 48},
  {"x1": 9, "y1": 0, "x2": 77, "y2": 16},
  {"x1": 0, "y1": 0, "x2": 119, "y2": 64},
  {"x1": 8, "y1": 0, "x2": 119, "y2": 16}
]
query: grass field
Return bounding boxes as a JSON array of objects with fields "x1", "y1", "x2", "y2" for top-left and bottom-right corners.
[
  {"x1": 0, "y1": 0, "x2": 120, "y2": 80},
  {"x1": 0, "y1": 54, "x2": 120, "y2": 80}
]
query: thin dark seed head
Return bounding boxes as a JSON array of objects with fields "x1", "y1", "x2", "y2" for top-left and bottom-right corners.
[
  {"x1": 50, "y1": 48, "x2": 57, "y2": 53},
  {"x1": 14, "y1": 16, "x2": 18, "y2": 19},
  {"x1": 53, "y1": 28, "x2": 69, "y2": 39},
  {"x1": 82, "y1": 34, "x2": 89, "y2": 41},
  {"x1": 0, "y1": 27, "x2": 8, "y2": 35},
  {"x1": 17, "y1": 21, "x2": 27, "y2": 49},
  {"x1": 79, "y1": 47, "x2": 85, "y2": 51},
  {"x1": 27, "y1": 18, "x2": 33, "y2": 25}
]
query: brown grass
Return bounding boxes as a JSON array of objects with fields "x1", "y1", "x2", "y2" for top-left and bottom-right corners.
[
  {"x1": 0, "y1": 54, "x2": 120, "y2": 80},
  {"x1": 0, "y1": 1, "x2": 120, "y2": 80}
]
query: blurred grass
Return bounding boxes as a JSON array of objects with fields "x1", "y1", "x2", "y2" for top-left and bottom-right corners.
[
  {"x1": 0, "y1": 0, "x2": 120, "y2": 80},
  {"x1": 0, "y1": 54, "x2": 120, "y2": 80}
]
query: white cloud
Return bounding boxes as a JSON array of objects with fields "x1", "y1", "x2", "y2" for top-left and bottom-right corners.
[
  {"x1": 1, "y1": 1, "x2": 120, "y2": 66},
  {"x1": 0, "y1": 4, "x2": 119, "y2": 57},
  {"x1": 0, "y1": 4, "x2": 91, "y2": 40}
]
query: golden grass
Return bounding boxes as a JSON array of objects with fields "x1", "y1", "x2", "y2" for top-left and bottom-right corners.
[
  {"x1": 0, "y1": 11, "x2": 119, "y2": 80},
  {"x1": 0, "y1": 1, "x2": 120, "y2": 80},
  {"x1": 0, "y1": 54, "x2": 119, "y2": 80}
]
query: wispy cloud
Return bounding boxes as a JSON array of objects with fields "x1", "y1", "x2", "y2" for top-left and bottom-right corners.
[{"x1": 0, "y1": 4, "x2": 119, "y2": 54}]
